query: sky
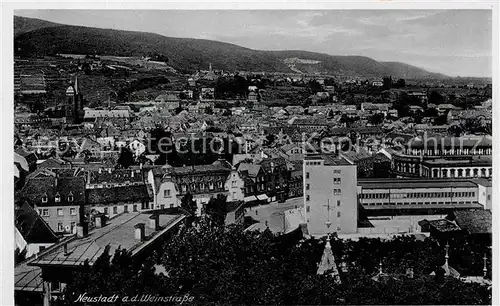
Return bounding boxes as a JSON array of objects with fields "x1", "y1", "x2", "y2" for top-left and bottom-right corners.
[{"x1": 15, "y1": 10, "x2": 493, "y2": 77}]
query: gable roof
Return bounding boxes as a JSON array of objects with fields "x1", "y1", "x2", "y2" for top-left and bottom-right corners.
[
  {"x1": 15, "y1": 202, "x2": 59, "y2": 243},
  {"x1": 20, "y1": 176, "x2": 86, "y2": 207}
]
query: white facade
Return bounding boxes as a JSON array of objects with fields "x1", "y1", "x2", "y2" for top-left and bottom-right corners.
[{"x1": 303, "y1": 157, "x2": 358, "y2": 236}]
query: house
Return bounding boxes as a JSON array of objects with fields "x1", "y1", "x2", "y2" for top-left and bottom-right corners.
[
  {"x1": 149, "y1": 160, "x2": 232, "y2": 214},
  {"x1": 19, "y1": 176, "x2": 86, "y2": 235},
  {"x1": 15, "y1": 201, "x2": 59, "y2": 258},
  {"x1": 15, "y1": 209, "x2": 186, "y2": 305}
]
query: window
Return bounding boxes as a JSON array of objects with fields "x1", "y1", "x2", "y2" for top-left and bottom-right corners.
[
  {"x1": 57, "y1": 222, "x2": 64, "y2": 232},
  {"x1": 306, "y1": 205, "x2": 310, "y2": 212},
  {"x1": 306, "y1": 184, "x2": 310, "y2": 190},
  {"x1": 55, "y1": 193, "x2": 61, "y2": 203},
  {"x1": 160, "y1": 205, "x2": 165, "y2": 209},
  {"x1": 306, "y1": 172, "x2": 310, "y2": 179},
  {"x1": 333, "y1": 178, "x2": 341, "y2": 185},
  {"x1": 70, "y1": 222, "x2": 76, "y2": 232},
  {"x1": 209, "y1": 183, "x2": 214, "y2": 190},
  {"x1": 164, "y1": 190, "x2": 171, "y2": 198},
  {"x1": 42, "y1": 194, "x2": 48, "y2": 203},
  {"x1": 232, "y1": 181, "x2": 237, "y2": 188},
  {"x1": 337, "y1": 226, "x2": 341, "y2": 231},
  {"x1": 133, "y1": 205, "x2": 138, "y2": 212},
  {"x1": 57, "y1": 208, "x2": 63, "y2": 216},
  {"x1": 487, "y1": 195, "x2": 491, "y2": 201},
  {"x1": 170, "y1": 204, "x2": 174, "y2": 208},
  {"x1": 41, "y1": 209, "x2": 49, "y2": 217},
  {"x1": 104, "y1": 207, "x2": 108, "y2": 214},
  {"x1": 113, "y1": 206, "x2": 118, "y2": 214},
  {"x1": 337, "y1": 211, "x2": 341, "y2": 218},
  {"x1": 306, "y1": 195, "x2": 310, "y2": 201},
  {"x1": 337, "y1": 200, "x2": 341, "y2": 207}
]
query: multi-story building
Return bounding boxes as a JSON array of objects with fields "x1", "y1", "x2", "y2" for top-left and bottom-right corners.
[
  {"x1": 15, "y1": 210, "x2": 186, "y2": 306},
  {"x1": 19, "y1": 175, "x2": 86, "y2": 235},
  {"x1": 237, "y1": 157, "x2": 290, "y2": 203},
  {"x1": 358, "y1": 178, "x2": 485, "y2": 217},
  {"x1": 303, "y1": 154, "x2": 358, "y2": 236},
  {"x1": 391, "y1": 135, "x2": 492, "y2": 178},
  {"x1": 148, "y1": 160, "x2": 239, "y2": 215}
]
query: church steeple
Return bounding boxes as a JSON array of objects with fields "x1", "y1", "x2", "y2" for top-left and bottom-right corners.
[
  {"x1": 317, "y1": 236, "x2": 341, "y2": 284},
  {"x1": 73, "y1": 75, "x2": 79, "y2": 95}
]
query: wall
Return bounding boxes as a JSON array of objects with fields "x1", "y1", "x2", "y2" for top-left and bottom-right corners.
[
  {"x1": 225, "y1": 170, "x2": 245, "y2": 202},
  {"x1": 156, "y1": 181, "x2": 179, "y2": 209},
  {"x1": 35, "y1": 205, "x2": 80, "y2": 234},
  {"x1": 304, "y1": 159, "x2": 358, "y2": 236}
]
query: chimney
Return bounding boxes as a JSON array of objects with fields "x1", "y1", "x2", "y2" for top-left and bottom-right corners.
[
  {"x1": 149, "y1": 214, "x2": 160, "y2": 231},
  {"x1": 134, "y1": 223, "x2": 145, "y2": 241},
  {"x1": 77, "y1": 203, "x2": 88, "y2": 238},
  {"x1": 63, "y1": 242, "x2": 69, "y2": 255}
]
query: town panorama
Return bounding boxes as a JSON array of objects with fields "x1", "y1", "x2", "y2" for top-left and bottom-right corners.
[{"x1": 13, "y1": 10, "x2": 493, "y2": 306}]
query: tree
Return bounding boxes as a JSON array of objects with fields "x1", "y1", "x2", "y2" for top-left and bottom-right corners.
[
  {"x1": 180, "y1": 193, "x2": 197, "y2": 217},
  {"x1": 309, "y1": 80, "x2": 323, "y2": 94},
  {"x1": 369, "y1": 113, "x2": 385, "y2": 126},
  {"x1": 204, "y1": 106, "x2": 213, "y2": 115},
  {"x1": 395, "y1": 78, "x2": 406, "y2": 88},
  {"x1": 204, "y1": 194, "x2": 227, "y2": 227},
  {"x1": 117, "y1": 147, "x2": 134, "y2": 169},
  {"x1": 429, "y1": 91, "x2": 444, "y2": 105}
]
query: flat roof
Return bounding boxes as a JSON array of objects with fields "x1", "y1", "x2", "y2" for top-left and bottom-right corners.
[
  {"x1": 358, "y1": 178, "x2": 478, "y2": 189},
  {"x1": 362, "y1": 203, "x2": 483, "y2": 210},
  {"x1": 30, "y1": 211, "x2": 184, "y2": 267}
]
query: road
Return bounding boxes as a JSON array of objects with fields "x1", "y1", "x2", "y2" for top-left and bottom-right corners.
[{"x1": 244, "y1": 197, "x2": 303, "y2": 233}]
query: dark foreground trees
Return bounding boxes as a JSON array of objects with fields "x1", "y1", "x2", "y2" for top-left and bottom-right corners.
[{"x1": 58, "y1": 222, "x2": 491, "y2": 305}]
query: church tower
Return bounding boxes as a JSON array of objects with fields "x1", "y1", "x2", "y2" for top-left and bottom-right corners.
[{"x1": 65, "y1": 75, "x2": 83, "y2": 124}]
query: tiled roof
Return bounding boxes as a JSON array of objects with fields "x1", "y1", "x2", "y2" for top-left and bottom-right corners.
[
  {"x1": 418, "y1": 219, "x2": 461, "y2": 232},
  {"x1": 87, "y1": 185, "x2": 151, "y2": 205},
  {"x1": 88, "y1": 169, "x2": 144, "y2": 184},
  {"x1": 20, "y1": 176, "x2": 86, "y2": 207},
  {"x1": 15, "y1": 202, "x2": 59, "y2": 243}
]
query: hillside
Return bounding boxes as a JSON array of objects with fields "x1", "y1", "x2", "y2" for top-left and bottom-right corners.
[
  {"x1": 14, "y1": 16, "x2": 62, "y2": 37},
  {"x1": 14, "y1": 16, "x2": 446, "y2": 79}
]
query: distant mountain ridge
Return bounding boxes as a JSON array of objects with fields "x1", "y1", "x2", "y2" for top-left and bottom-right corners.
[{"x1": 14, "y1": 16, "x2": 448, "y2": 79}]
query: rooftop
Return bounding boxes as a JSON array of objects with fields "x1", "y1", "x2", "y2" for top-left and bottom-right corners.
[
  {"x1": 358, "y1": 178, "x2": 479, "y2": 189},
  {"x1": 30, "y1": 211, "x2": 185, "y2": 267}
]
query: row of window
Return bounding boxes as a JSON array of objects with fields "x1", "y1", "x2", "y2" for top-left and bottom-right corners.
[
  {"x1": 39, "y1": 208, "x2": 77, "y2": 217},
  {"x1": 365, "y1": 201, "x2": 474, "y2": 206},
  {"x1": 180, "y1": 181, "x2": 224, "y2": 193},
  {"x1": 305, "y1": 200, "x2": 342, "y2": 212},
  {"x1": 41, "y1": 193, "x2": 74, "y2": 203},
  {"x1": 305, "y1": 161, "x2": 322, "y2": 166},
  {"x1": 103, "y1": 204, "x2": 139, "y2": 214},
  {"x1": 57, "y1": 222, "x2": 76, "y2": 232},
  {"x1": 359, "y1": 191, "x2": 476, "y2": 199},
  {"x1": 305, "y1": 170, "x2": 342, "y2": 180}
]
